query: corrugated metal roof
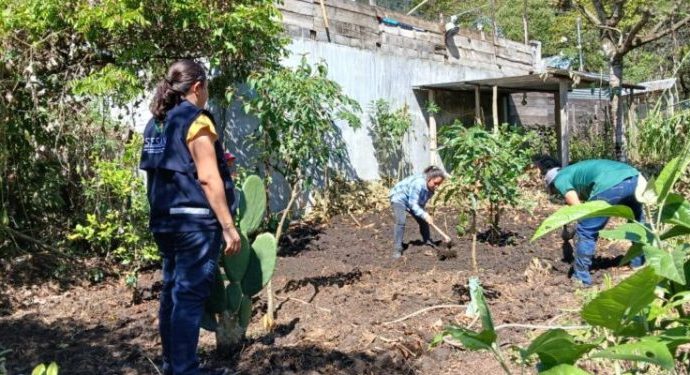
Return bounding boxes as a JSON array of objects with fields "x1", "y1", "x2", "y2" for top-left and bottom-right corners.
[
  {"x1": 414, "y1": 68, "x2": 645, "y2": 93},
  {"x1": 568, "y1": 78, "x2": 676, "y2": 100},
  {"x1": 569, "y1": 88, "x2": 611, "y2": 100},
  {"x1": 623, "y1": 78, "x2": 676, "y2": 95}
]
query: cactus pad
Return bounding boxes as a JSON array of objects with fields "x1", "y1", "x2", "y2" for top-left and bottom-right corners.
[
  {"x1": 200, "y1": 310, "x2": 218, "y2": 332},
  {"x1": 241, "y1": 233, "x2": 277, "y2": 297},
  {"x1": 222, "y1": 232, "x2": 250, "y2": 282},
  {"x1": 204, "y1": 174, "x2": 278, "y2": 340},
  {"x1": 207, "y1": 269, "x2": 227, "y2": 314},
  {"x1": 239, "y1": 295, "x2": 252, "y2": 327},
  {"x1": 226, "y1": 282, "x2": 243, "y2": 313},
  {"x1": 238, "y1": 175, "x2": 266, "y2": 236},
  {"x1": 253, "y1": 233, "x2": 277, "y2": 287}
]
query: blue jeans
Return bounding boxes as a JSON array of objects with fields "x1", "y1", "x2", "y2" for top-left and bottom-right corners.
[
  {"x1": 154, "y1": 230, "x2": 221, "y2": 375},
  {"x1": 574, "y1": 175, "x2": 645, "y2": 285},
  {"x1": 392, "y1": 202, "x2": 430, "y2": 251}
]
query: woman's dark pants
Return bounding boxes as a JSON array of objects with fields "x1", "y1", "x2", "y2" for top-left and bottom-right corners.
[
  {"x1": 154, "y1": 230, "x2": 221, "y2": 375},
  {"x1": 392, "y1": 202, "x2": 430, "y2": 252}
]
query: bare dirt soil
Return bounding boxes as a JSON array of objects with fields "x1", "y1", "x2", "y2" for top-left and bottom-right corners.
[{"x1": 0, "y1": 201, "x2": 637, "y2": 374}]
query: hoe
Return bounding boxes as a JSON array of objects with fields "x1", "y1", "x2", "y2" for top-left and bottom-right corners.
[{"x1": 429, "y1": 222, "x2": 457, "y2": 260}]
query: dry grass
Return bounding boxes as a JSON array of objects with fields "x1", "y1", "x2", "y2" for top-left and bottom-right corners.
[{"x1": 307, "y1": 175, "x2": 393, "y2": 222}]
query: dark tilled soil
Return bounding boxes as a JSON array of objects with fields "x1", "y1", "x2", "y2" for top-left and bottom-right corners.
[{"x1": 0, "y1": 201, "x2": 637, "y2": 374}]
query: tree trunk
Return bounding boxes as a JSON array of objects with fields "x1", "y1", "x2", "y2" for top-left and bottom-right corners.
[
  {"x1": 492, "y1": 204, "x2": 501, "y2": 232},
  {"x1": 262, "y1": 180, "x2": 301, "y2": 332},
  {"x1": 610, "y1": 58, "x2": 626, "y2": 161},
  {"x1": 263, "y1": 134, "x2": 272, "y2": 217},
  {"x1": 216, "y1": 311, "x2": 246, "y2": 353}
]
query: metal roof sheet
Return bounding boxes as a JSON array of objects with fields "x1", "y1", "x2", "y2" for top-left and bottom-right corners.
[{"x1": 414, "y1": 68, "x2": 645, "y2": 93}]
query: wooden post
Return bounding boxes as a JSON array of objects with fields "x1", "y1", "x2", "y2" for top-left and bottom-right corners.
[
  {"x1": 474, "y1": 85, "x2": 481, "y2": 125},
  {"x1": 502, "y1": 94, "x2": 509, "y2": 125},
  {"x1": 555, "y1": 79, "x2": 570, "y2": 166},
  {"x1": 522, "y1": 0, "x2": 528, "y2": 45},
  {"x1": 428, "y1": 90, "x2": 438, "y2": 165},
  {"x1": 490, "y1": 0, "x2": 497, "y2": 46},
  {"x1": 318, "y1": 0, "x2": 331, "y2": 42},
  {"x1": 492, "y1": 85, "x2": 498, "y2": 133},
  {"x1": 490, "y1": 0, "x2": 497, "y2": 62},
  {"x1": 627, "y1": 88, "x2": 638, "y2": 160},
  {"x1": 576, "y1": 17, "x2": 584, "y2": 71}
]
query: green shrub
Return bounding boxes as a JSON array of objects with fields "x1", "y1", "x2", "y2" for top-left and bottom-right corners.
[
  {"x1": 368, "y1": 99, "x2": 412, "y2": 182},
  {"x1": 438, "y1": 123, "x2": 535, "y2": 269},
  {"x1": 439, "y1": 123, "x2": 535, "y2": 233},
  {"x1": 632, "y1": 108, "x2": 690, "y2": 166},
  {"x1": 243, "y1": 57, "x2": 361, "y2": 190},
  {"x1": 68, "y1": 134, "x2": 157, "y2": 284},
  {"x1": 569, "y1": 128, "x2": 615, "y2": 163},
  {"x1": 242, "y1": 57, "x2": 362, "y2": 330},
  {"x1": 0, "y1": 0, "x2": 285, "y2": 261},
  {"x1": 527, "y1": 125, "x2": 558, "y2": 159}
]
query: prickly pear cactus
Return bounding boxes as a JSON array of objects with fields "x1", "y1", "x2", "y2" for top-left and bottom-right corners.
[{"x1": 201, "y1": 175, "x2": 277, "y2": 351}]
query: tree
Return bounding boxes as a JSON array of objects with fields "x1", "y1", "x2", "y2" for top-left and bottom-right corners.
[
  {"x1": 574, "y1": 0, "x2": 690, "y2": 160},
  {"x1": 242, "y1": 56, "x2": 361, "y2": 329},
  {"x1": 0, "y1": 0, "x2": 286, "y2": 256},
  {"x1": 438, "y1": 123, "x2": 535, "y2": 271}
]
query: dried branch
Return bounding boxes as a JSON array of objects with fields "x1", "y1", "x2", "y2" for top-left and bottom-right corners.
[
  {"x1": 494, "y1": 323, "x2": 590, "y2": 331},
  {"x1": 1, "y1": 225, "x2": 52, "y2": 251},
  {"x1": 348, "y1": 211, "x2": 361, "y2": 227},
  {"x1": 273, "y1": 294, "x2": 332, "y2": 313},
  {"x1": 382, "y1": 304, "x2": 466, "y2": 325},
  {"x1": 649, "y1": 17, "x2": 669, "y2": 36}
]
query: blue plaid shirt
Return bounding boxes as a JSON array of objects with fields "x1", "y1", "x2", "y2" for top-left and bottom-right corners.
[{"x1": 389, "y1": 174, "x2": 431, "y2": 218}]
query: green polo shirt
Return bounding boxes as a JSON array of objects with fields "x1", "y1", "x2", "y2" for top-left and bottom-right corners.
[{"x1": 553, "y1": 159, "x2": 639, "y2": 200}]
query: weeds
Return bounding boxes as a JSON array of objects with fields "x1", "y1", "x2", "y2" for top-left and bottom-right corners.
[
  {"x1": 632, "y1": 108, "x2": 690, "y2": 166},
  {"x1": 67, "y1": 134, "x2": 157, "y2": 286}
]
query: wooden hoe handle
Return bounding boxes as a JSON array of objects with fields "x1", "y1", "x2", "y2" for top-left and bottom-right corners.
[{"x1": 429, "y1": 221, "x2": 451, "y2": 243}]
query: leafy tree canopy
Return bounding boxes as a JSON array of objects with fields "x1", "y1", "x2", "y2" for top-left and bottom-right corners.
[
  {"x1": 0, "y1": 0, "x2": 287, "y2": 255},
  {"x1": 408, "y1": 0, "x2": 689, "y2": 88}
]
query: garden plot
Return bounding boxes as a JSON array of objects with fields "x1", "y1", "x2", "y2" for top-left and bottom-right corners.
[{"x1": 0, "y1": 204, "x2": 639, "y2": 374}]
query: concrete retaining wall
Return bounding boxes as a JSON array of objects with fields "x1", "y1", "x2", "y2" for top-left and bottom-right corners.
[
  {"x1": 224, "y1": 0, "x2": 538, "y2": 182},
  {"x1": 126, "y1": 0, "x2": 539, "y2": 209}
]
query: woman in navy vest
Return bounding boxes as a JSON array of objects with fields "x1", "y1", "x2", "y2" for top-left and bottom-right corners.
[{"x1": 140, "y1": 60, "x2": 240, "y2": 375}]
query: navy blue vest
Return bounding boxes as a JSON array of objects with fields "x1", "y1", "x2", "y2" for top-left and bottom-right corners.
[{"x1": 139, "y1": 100, "x2": 235, "y2": 233}]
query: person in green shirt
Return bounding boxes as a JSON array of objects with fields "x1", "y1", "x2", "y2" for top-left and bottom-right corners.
[{"x1": 544, "y1": 159, "x2": 645, "y2": 286}]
